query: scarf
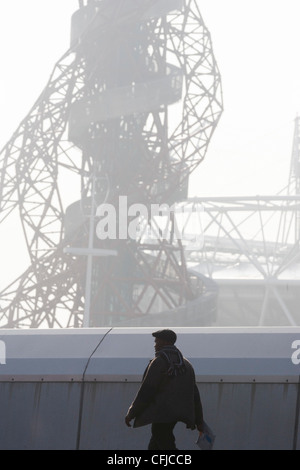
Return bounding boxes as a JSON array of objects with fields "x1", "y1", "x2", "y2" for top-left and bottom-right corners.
[{"x1": 156, "y1": 345, "x2": 186, "y2": 377}]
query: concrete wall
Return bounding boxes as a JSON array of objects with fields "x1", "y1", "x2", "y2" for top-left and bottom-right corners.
[{"x1": 0, "y1": 327, "x2": 299, "y2": 450}]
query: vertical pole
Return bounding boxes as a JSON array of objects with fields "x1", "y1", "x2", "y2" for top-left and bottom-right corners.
[
  {"x1": 258, "y1": 285, "x2": 270, "y2": 326},
  {"x1": 83, "y1": 175, "x2": 96, "y2": 327},
  {"x1": 288, "y1": 116, "x2": 300, "y2": 241},
  {"x1": 295, "y1": 117, "x2": 300, "y2": 240}
]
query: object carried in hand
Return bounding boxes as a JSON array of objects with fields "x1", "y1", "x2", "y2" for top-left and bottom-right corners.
[{"x1": 196, "y1": 421, "x2": 216, "y2": 450}]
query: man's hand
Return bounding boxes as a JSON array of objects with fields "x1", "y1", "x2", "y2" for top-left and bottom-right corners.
[
  {"x1": 197, "y1": 424, "x2": 204, "y2": 437},
  {"x1": 125, "y1": 414, "x2": 133, "y2": 427}
]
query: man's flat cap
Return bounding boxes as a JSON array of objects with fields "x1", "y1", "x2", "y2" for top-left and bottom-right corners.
[{"x1": 152, "y1": 329, "x2": 177, "y2": 344}]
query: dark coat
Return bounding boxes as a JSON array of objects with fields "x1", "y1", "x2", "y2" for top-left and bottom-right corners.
[{"x1": 127, "y1": 354, "x2": 203, "y2": 429}]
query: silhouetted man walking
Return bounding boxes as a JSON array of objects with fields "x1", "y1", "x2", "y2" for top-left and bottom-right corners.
[{"x1": 125, "y1": 329, "x2": 204, "y2": 450}]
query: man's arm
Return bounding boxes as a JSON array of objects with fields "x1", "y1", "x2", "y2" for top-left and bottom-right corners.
[{"x1": 125, "y1": 357, "x2": 166, "y2": 426}]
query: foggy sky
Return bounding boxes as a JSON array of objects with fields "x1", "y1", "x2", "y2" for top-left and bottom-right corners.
[
  {"x1": 1, "y1": 0, "x2": 300, "y2": 196},
  {"x1": 0, "y1": 0, "x2": 300, "y2": 289}
]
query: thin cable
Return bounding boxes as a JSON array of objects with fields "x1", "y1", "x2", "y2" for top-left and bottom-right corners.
[{"x1": 75, "y1": 327, "x2": 113, "y2": 450}]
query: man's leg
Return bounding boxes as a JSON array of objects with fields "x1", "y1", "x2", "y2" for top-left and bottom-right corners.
[{"x1": 148, "y1": 422, "x2": 177, "y2": 450}]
